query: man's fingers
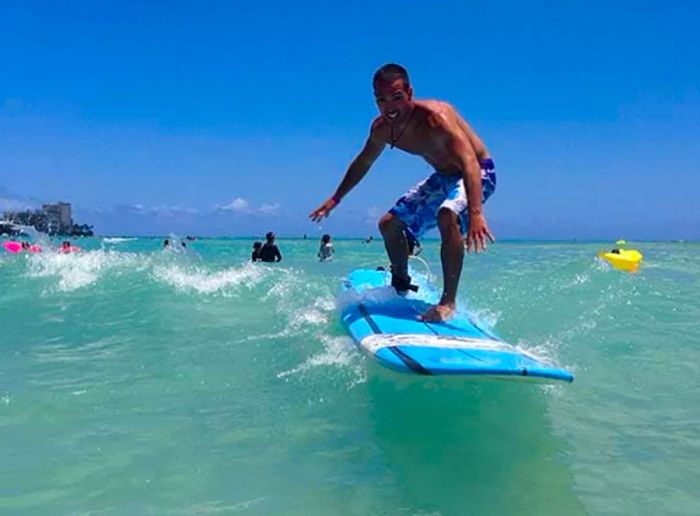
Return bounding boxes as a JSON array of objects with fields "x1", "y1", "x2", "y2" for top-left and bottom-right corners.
[
  {"x1": 466, "y1": 228, "x2": 494, "y2": 254},
  {"x1": 474, "y1": 232, "x2": 488, "y2": 253},
  {"x1": 309, "y1": 207, "x2": 329, "y2": 222}
]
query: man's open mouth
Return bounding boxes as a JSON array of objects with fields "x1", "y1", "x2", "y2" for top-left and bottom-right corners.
[{"x1": 387, "y1": 109, "x2": 400, "y2": 120}]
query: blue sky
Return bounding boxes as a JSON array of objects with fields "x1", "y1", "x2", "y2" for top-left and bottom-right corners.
[{"x1": 1, "y1": 0, "x2": 698, "y2": 239}]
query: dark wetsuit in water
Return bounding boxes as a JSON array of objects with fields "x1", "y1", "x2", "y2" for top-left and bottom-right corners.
[{"x1": 258, "y1": 243, "x2": 282, "y2": 262}]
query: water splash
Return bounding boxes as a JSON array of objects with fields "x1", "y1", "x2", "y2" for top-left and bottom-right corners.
[
  {"x1": 26, "y1": 248, "x2": 144, "y2": 292},
  {"x1": 277, "y1": 334, "x2": 365, "y2": 386},
  {"x1": 152, "y1": 261, "x2": 266, "y2": 295},
  {"x1": 102, "y1": 237, "x2": 137, "y2": 244}
]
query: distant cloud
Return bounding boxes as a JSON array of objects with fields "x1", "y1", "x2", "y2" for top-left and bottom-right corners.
[
  {"x1": 365, "y1": 206, "x2": 382, "y2": 225},
  {"x1": 128, "y1": 204, "x2": 200, "y2": 216},
  {"x1": 0, "y1": 197, "x2": 34, "y2": 213},
  {"x1": 0, "y1": 186, "x2": 38, "y2": 213},
  {"x1": 215, "y1": 198, "x2": 280, "y2": 216},
  {"x1": 258, "y1": 202, "x2": 280, "y2": 215},
  {"x1": 169, "y1": 205, "x2": 199, "y2": 215},
  {"x1": 217, "y1": 198, "x2": 251, "y2": 213}
]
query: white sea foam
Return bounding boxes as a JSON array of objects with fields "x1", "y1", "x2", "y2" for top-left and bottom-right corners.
[
  {"x1": 335, "y1": 284, "x2": 401, "y2": 312},
  {"x1": 103, "y1": 237, "x2": 137, "y2": 243},
  {"x1": 277, "y1": 335, "x2": 365, "y2": 386},
  {"x1": 286, "y1": 296, "x2": 335, "y2": 329},
  {"x1": 152, "y1": 262, "x2": 265, "y2": 294},
  {"x1": 26, "y1": 249, "x2": 143, "y2": 292},
  {"x1": 468, "y1": 307, "x2": 501, "y2": 329},
  {"x1": 513, "y1": 337, "x2": 559, "y2": 364},
  {"x1": 289, "y1": 308, "x2": 328, "y2": 327},
  {"x1": 563, "y1": 273, "x2": 591, "y2": 288}
]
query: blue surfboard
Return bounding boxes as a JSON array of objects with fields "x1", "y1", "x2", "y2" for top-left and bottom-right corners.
[{"x1": 339, "y1": 268, "x2": 574, "y2": 383}]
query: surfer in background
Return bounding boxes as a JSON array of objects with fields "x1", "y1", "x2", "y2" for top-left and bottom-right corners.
[
  {"x1": 310, "y1": 63, "x2": 496, "y2": 321},
  {"x1": 251, "y1": 241, "x2": 263, "y2": 261},
  {"x1": 258, "y1": 232, "x2": 282, "y2": 262},
  {"x1": 318, "y1": 234, "x2": 334, "y2": 261}
]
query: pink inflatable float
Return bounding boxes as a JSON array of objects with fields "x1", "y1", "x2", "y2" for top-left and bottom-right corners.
[{"x1": 3, "y1": 241, "x2": 42, "y2": 253}]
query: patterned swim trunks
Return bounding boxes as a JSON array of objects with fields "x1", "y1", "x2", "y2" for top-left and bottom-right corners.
[{"x1": 389, "y1": 158, "x2": 497, "y2": 237}]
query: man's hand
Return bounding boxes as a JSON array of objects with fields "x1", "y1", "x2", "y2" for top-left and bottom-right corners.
[
  {"x1": 309, "y1": 198, "x2": 338, "y2": 222},
  {"x1": 466, "y1": 213, "x2": 495, "y2": 253}
]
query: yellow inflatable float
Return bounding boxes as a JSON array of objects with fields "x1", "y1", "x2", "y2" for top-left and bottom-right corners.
[{"x1": 598, "y1": 241, "x2": 643, "y2": 272}]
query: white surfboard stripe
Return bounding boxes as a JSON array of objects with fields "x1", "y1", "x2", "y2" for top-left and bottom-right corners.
[{"x1": 360, "y1": 333, "x2": 517, "y2": 355}]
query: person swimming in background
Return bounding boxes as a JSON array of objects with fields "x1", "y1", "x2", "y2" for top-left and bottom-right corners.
[
  {"x1": 310, "y1": 63, "x2": 496, "y2": 321},
  {"x1": 364, "y1": 236, "x2": 374, "y2": 243},
  {"x1": 318, "y1": 234, "x2": 335, "y2": 261},
  {"x1": 258, "y1": 232, "x2": 282, "y2": 262},
  {"x1": 251, "y1": 241, "x2": 263, "y2": 261},
  {"x1": 59, "y1": 240, "x2": 80, "y2": 253},
  {"x1": 163, "y1": 239, "x2": 170, "y2": 248}
]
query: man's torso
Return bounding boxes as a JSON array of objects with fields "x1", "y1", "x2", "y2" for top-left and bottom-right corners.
[{"x1": 374, "y1": 100, "x2": 489, "y2": 175}]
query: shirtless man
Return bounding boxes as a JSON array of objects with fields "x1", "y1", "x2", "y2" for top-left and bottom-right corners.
[{"x1": 309, "y1": 63, "x2": 496, "y2": 321}]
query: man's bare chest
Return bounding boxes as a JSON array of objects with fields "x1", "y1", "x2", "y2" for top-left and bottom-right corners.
[{"x1": 389, "y1": 129, "x2": 452, "y2": 165}]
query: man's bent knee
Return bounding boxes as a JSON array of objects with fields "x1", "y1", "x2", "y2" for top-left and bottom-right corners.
[
  {"x1": 437, "y1": 208, "x2": 459, "y2": 234},
  {"x1": 379, "y1": 213, "x2": 404, "y2": 236}
]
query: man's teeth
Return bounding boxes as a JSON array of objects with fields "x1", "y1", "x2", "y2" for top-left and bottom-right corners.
[{"x1": 388, "y1": 111, "x2": 399, "y2": 119}]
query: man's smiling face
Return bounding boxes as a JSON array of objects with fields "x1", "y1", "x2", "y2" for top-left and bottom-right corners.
[{"x1": 374, "y1": 78, "x2": 413, "y2": 125}]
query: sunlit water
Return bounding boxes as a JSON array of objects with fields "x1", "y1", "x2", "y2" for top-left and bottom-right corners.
[{"x1": 1, "y1": 238, "x2": 698, "y2": 515}]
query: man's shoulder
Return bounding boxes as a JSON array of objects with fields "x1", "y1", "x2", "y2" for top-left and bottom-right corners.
[
  {"x1": 417, "y1": 99, "x2": 457, "y2": 115},
  {"x1": 417, "y1": 100, "x2": 457, "y2": 131},
  {"x1": 370, "y1": 115, "x2": 389, "y2": 134}
]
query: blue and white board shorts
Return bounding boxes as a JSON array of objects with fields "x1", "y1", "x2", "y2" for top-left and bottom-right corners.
[{"x1": 389, "y1": 158, "x2": 497, "y2": 237}]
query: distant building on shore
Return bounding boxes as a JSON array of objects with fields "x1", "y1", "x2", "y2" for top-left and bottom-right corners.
[
  {"x1": 43, "y1": 202, "x2": 72, "y2": 234},
  {"x1": 1, "y1": 202, "x2": 94, "y2": 237}
]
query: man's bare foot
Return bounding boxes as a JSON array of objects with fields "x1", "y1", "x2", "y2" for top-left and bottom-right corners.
[{"x1": 419, "y1": 302, "x2": 455, "y2": 322}]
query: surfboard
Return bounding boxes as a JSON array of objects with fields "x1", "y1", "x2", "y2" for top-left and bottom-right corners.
[{"x1": 339, "y1": 268, "x2": 574, "y2": 383}]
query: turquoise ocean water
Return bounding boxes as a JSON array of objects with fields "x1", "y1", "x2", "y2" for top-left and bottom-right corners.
[{"x1": 1, "y1": 237, "x2": 698, "y2": 515}]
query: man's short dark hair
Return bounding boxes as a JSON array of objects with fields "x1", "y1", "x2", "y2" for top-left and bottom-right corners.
[{"x1": 373, "y1": 63, "x2": 410, "y2": 89}]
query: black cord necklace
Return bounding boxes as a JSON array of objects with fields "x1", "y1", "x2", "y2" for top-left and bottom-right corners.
[{"x1": 390, "y1": 107, "x2": 415, "y2": 149}]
